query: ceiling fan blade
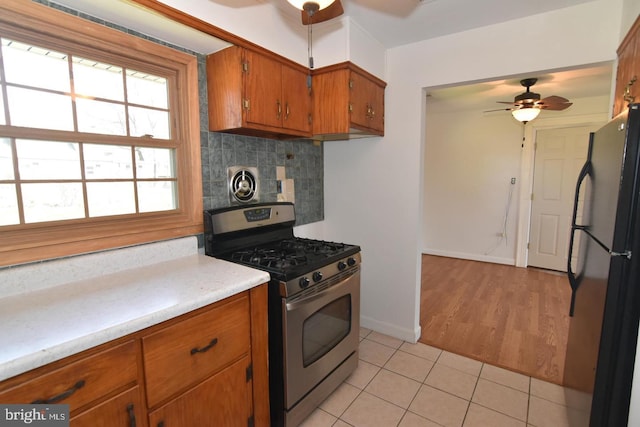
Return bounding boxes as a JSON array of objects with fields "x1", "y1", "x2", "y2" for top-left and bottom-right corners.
[
  {"x1": 302, "y1": 0, "x2": 344, "y2": 25},
  {"x1": 537, "y1": 95, "x2": 573, "y2": 110},
  {"x1": 496, "y1": 101, "x2": 517, "y2": 105},
  {"x1": 484, "y1": 108, "x2": 514, "y2": 113}
]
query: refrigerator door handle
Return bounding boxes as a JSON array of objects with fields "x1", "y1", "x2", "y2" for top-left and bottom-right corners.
[{"x1": 567, "y1": 160, "x2": 592, "y2": 316}]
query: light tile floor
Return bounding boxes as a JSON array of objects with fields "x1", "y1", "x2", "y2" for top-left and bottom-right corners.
[{"x1": 301, "y1": 328, "x2": 591, "y2": 427}]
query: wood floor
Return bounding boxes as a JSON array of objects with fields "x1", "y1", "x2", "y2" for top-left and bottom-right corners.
[{"x1": 419, "y1": 254, "x2": 572, "y2": 386}]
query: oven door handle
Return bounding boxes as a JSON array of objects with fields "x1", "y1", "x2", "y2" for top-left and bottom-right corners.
[{"x1": 285, "y1": 270, "x2": 359, "y2": 311}]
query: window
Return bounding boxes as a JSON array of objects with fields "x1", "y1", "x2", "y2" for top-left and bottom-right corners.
[{"x1": 0, "y1": 2, "x2": 203, "y2": 266}]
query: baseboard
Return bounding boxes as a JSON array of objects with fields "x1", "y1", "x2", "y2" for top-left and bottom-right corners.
[
  {"x1": 361, "y1": 315, "x2": 421, "y2": 343},
  {"x1": 422, "y1": 248, "x2": 516, "y2": 266}
]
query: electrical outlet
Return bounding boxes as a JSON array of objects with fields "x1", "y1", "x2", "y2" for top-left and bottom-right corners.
[{"x1": 511, "y1": 177, "x2": 516, "y2": 184}]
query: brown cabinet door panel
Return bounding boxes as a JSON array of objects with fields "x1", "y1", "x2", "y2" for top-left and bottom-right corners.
[
  {"x1": 281, "y1": 64, "x2": 311, "y2": 133},
  {"x1": 148, "y1": 356, "x2": 252, "y2": 427},
  {"x1": 244, "y1": 50, "x2": 283, "y2": 129}
]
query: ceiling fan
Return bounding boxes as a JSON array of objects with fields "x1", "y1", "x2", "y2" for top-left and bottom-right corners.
[
  {"x1": 486, "y1": 78, "x2": 573, "y2": 123},
  {"x1": 286, "y1": 0, "x2": 344, "y2": 24}
]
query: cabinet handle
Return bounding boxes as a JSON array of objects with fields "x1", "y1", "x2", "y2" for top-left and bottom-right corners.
[
  {"x1": 285, "y1": 103, "x2": 290, "y2": 120},
  {"x1": 277, "y1": 100, "x2": 282, "y2": 119},
  {"x1": 624, "y1": 76, "x2": 637, "y2": 104},
  {"x1": 31, "y1": 379, "x2": 85, "y2": 404},
  {"x1": 127, "y1": 403, "x2": 136, "y2": 427},
  {"x1": 190, "y1": 337, "x2": 218, "y2": 355}
]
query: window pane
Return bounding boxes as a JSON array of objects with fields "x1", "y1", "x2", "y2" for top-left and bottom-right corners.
[
  {"x1": 0, "y1": 90, "x2": 5, "y2": 125},
  {"x1": 138, "y1": 181, "x2": 177, "y2": 212},
  {"x1": 73, "y1": 57, "x2": 124, "y2": 102},
  {"x1": 7, "y1": 87, "x2": 74, "y2": 131},
  {"x1": 16, "y1": 140, "x2": 81, "y2": 180},
  {"x1": 136, "y1": 147, "x2": 175, "y2": 178},
  {"x1": 126, "y1": 71, "x2": 168, "y2": 108},
  {"x1": 2, "y1": 38, "x2": 70, "y2": 92},
  {"x1": 0, "y1": 184, "x2": 19, "y2": 226},
  {"x1": 76, "y1": 98, "x2": 127, "y2": 135},
  {"x1": 84, "y1": 144, "x2": 133, "y2": 179},
  {"x1": 0, "y1": 138, "x2": 13, "y2": 180},
  {"x1": 128, "y1": 106, "x2": 170, "y2": 139},
  {"x1": 87, "y1": 182, "x2": 135, "y2": 217},
  {"x1": 22, "y1": 182, "x2": 84, "y2": 223}
]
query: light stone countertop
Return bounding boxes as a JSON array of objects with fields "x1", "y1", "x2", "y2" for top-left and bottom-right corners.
[{"x1": 0, "y1": 237, "x2": 270, "y2": 382}]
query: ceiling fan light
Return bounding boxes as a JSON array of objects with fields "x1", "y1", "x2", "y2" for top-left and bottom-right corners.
[
  {"x1": 286, "y1": 0, "x2": 336, "y2": 12},
  {"x1": 512, "y1": 107, "x2": 540, "y2": 123}
]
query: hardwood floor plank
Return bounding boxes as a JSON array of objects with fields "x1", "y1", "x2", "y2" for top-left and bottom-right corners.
[{"x1": 419, "y1": 254, "x2": 572, "y2": 385}]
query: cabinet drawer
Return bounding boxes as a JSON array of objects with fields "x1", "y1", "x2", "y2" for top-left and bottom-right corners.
[
  {"x1": 71, "y1": 386, "x2": 145, "y2": 427},
  {"x1": 143, "y1": 294, "x2": 251, "y2": 407},
  {"x1": 0, "y1": 341, "x2": 137, "y2": 413}
]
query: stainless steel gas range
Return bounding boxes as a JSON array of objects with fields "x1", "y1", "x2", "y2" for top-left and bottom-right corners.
[{"x1": 204, "y1": 203, "x2": 361, "y2": 427}]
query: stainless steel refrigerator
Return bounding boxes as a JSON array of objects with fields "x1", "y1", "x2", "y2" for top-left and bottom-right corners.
[{"x1": 565, "y1": 103, "x2": 640, "y2": 426}]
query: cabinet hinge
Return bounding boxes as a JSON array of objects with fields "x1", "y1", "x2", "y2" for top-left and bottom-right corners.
[
  {"x1": 243, "y1": 99, "x2": 250, "y2": 110},
  {"x1": 531, "y1": 193, "x2": 534, "y2": 201},
  {"x1": 349, "y1": 79, "x2": 353, "y2": 89},
  {"x1": 527, "y1": 242, "x2": 530, "y2": 249},
  {"x1": 247, "y1": 415, "x2": 255, "y2": 427},
  {"x1": 348, "y1": 104, "x2": 353, "y2": 113},
  {"x1": 246, "y1": 363, "x2": 253, "y2": 382},
  {"x1": 242, "y1": 61, "x2": 249, "y2": 73}
]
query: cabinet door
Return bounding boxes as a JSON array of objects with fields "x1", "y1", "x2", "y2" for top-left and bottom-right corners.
[
  {"x1": 281, "y1": 64, "x2": 311, "y2": 133},
  {"x1": 349, "y1": 71, "x2": 371, "y2": 129},
  {"x1": 369, "y1": 82, "x2": 385, "y2": 133},
  {"x1": 244, "y1": 50, "x2": 283, "y2": 129},
  {"x1": 71, "y1": 387, "x2": 145, "y2": 427},
  {"x1": 148, "y1": 356, "x2": 253, "y2": 427},
  {"x1": 349, "y1": 71, "x2": 383, "y2": 133},
  {"x1": 614, "y1": 18, "x2": 640, "y2": 116}
]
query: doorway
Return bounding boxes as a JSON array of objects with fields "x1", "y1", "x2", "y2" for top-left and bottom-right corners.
[{"x1": 527, "y1": 125, "x2": 600, "y2": 271}]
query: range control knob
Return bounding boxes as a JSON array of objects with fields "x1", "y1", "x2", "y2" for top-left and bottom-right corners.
[
  {"x1": 299, "y1": 277, "x2": 310, "y2": 289},
  {"x1": 337, "y1": 261, "x2": 347, "y2": 271},
  {"x1": 347, "y1": 257, "x2": 357, "y2": 267},
  {"x1": 313, "y1": 271, "x2": 323, "y2": 282}
]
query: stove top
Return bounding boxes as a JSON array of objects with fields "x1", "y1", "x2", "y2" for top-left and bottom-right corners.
[{"x1": 220, "y1": 237, "x2": 360, "y2": 281}]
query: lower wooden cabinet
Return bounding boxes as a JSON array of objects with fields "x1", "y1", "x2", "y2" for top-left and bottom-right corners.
[
  {"x1": 0, "y1": 284, "x2": 270, "y2": 427},
  {"x1": 71, "y1": 387, "x2": 145, "y2": 427},
  {"x1": 148, "y1": 356, "x2": 253, "y2": 427}
]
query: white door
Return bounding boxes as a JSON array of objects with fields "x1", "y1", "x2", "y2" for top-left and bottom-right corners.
[{"x1": 528, "y1": 125, "x2": 600, "y2": 271}]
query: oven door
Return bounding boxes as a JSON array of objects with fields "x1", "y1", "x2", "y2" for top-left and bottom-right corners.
[{"x1": 282, "y1": 268, "x2": 360, "y2": 408}]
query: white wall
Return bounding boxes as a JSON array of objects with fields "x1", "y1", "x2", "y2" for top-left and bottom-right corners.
[
  {"x1": 324, "y1": 0, "x2": 623, "y2": 343},
  {"x1": 422, "y1": 109, "x2": 523, "y2": 265}
]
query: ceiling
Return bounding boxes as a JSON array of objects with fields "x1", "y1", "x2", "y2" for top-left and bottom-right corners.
[
  {"x1": 51, "y1": 0, "x2": 614, "y2": 116},
  {"x1": 271, "y1": 0, "x2": 599, "y2": 49}
]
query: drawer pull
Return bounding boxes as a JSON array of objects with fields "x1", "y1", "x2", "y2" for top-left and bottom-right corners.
[
  {"x1": 127, "y1": 403, "x2": 136, "y2": 427},
  {"x1": 190, "y1": 338, "x2": 218, "y2": 355},
  {"x1": 31, "y1": 379, "x2": 85, "y2": 404}
]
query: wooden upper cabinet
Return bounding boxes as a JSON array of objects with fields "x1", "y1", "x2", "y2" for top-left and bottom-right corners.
[
  {"x1": 207, "y1": 46, "x2": 312, "y2": 139},
  {"x1": 614, "y1": 14, "x2": 640, "y2": 117},
  {"x1": 312, "y1": 62, "x2": 386, "y2": 139}
]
